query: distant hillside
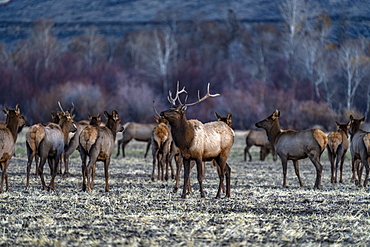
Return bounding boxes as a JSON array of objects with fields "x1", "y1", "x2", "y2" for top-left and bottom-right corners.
[{"x1": 0, "y1": 0, "x2": 369, "y2": 46}]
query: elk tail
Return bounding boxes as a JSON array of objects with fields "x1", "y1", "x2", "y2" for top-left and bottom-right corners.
[{"x1": 363, "y1": 134, "x2": 370, "y2": 154}]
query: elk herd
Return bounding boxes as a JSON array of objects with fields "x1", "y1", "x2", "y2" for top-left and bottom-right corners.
[{"x1": 1, "y1": 84, "x2": 370, "y2": 199}]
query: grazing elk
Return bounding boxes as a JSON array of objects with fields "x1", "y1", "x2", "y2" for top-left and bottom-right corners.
[
  {"x1": 255, "y1": 110, "x2": 328, "y2": 189},
  {"x1": 327, "y1": 121, "x2": 350, "y2": 183},
  {"x1": 79, "y1": 111, "x2": 123, "y2": 192},
  {"x1": 0, "y1": 104, "x2": 24, "y2": 193},
  {"x1": 61, "y1": 115, "x2": 102, "y2": 177},
  {"x1": 160, "y1": 83, "x2": 234, "y2": 199},
  {"x1": 244, "y1": 130, "x2": 277, "y2": 162},
  {"x1": 116, "y1": 122, "x2": 157, "y2": 158},
  {"x1": 26, "y1": 107, "x2": 76, "y2": 190},
  {"x1": 348, "y1": 115, "x2": 370, "y2": 187}
]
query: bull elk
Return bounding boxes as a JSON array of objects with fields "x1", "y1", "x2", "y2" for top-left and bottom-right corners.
[
  {"x1": 244, "y1": 130, "x2": 277, "y2": 162},
  {"x1": 0, "y1": 104, "x2": 24, "y2": 193},
  {"x1": 79, "y1": 110, "x2": 123, "y2": 192},
  {"x1": 327, "y1": 121, "x2": 350, "y2": 183},
  {"x1": 160, "y1": 83, "x2": 234, "y2": 199},
  {"x1": 255, "y1": 110, "x2": 328, "y2": 189},
  {"x1": 26, "y1": 105, "x2": 76, "y2": 190},
  {"x1": 116, "y1": 122, "x2": 157, "y2": 159},
  {"x1": 348, "y1": 115, "x2": 370, "y2": 187}
]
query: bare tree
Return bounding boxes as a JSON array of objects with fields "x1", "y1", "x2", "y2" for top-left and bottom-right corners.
[
  {"x1": 338, "y1": 38, "x2": 369, "y2": 111},
  {"x1": 69, "y1": 26, "x2": 108, "y2": 66}
]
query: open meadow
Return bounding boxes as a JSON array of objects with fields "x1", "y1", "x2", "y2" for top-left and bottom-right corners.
[{"x1": 1, "y1": 129, "x2": 370, "y2": 246}]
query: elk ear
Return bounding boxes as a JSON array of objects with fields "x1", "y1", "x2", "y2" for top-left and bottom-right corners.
[
  {"x1": 227, "y1": 113, "x2": 232, "y2": 119},
  {"x1": 97, "y1": 113, "x2": 101, "y2": 121},
  {"x1": 15, "y1": 104, "x2": 20, "y2": 113},
  {"x1": 180, "y1": 105, "x2": 187, "y2": 113},
  {"x1": 350, "y1": 115, "x2": 354, "y2": 120},
  {"x1": 104, "y1": 111, "x2": 110, "y2": 119},
  {"x1": 215, "y1": 112, "x2": 221, "y2": 120},
  {"x1": 154, "y1": 115, "x2": 160, "y2": 122},
  {"x1": 272, "y1": 110, "x2": 280, "y2": 119},
  {"x1": 3, "y1": 105, "x2": 8, "y2": 115},
  {"x1": 335, "y1": 121, "x2": 340, "y2": 127},
  {"x1": 360, "y1": 117, "x2": 365, "y2": 123}
]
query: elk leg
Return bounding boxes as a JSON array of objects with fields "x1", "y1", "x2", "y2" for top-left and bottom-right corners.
[
  {"x1": 104, "y1": 160, "x2": 110, "y2": 192},
  {"x1": 173, "y1": 155, "x2": 181, "y2": 193},
  {"x1": 364, "y1": 157, "x2": 370, "y2": 187},
  {"x1": 151, "y1": 152, "x2": 157, "y2": 182},
  {"x1": 293, "y1": 160, "x2": 304, "y2": 187},
  {"x1": 26, "y1": 154, "x2": 34, "y2": 189},
  {"x1": 244, "y1": 146, "x2": 252, "y2": 162},
  {"x1": 49, "y1": 157, "x2": 59, "y2": 191},
  {"x1": 327, "y1": 149, "x2": 335, "y2": 183},
  {"x1": 182, "y1": 159, "x2": 191, "y2": 199},
  {"x1": 115, "y1": 139, "x2": 122, "y2": 158},
  {"x1": 357, "y1": 160, "x2": 363, "y2": 187},
  {"x1": 339, "y1": 154, "x2": 345, "y2": 183},
  {"x1": 225, "y1": 162, "x2": 231, "y2": 198},
  {"x1": 144, "y1": 141, "x2": 151, "y2": 158},
  {"x1": 80, "y1": 152, "x2": 87, "y2": 192},
  {"x1": 91, "y1": 163, "x2": 97, "y2": 191},
  {"x1": 281, "y1": 158, "x2": 288, "y2": 188},
  {"x1": 38, "y1": 157, "x2": 47, "y2": 190},
  {"x1": 195, "y1": 158, "x2": 205, "y2": 198},
  {"x1": 35, "y1": 155, "x2": 39, "y2": 176},
  {"x1": 215, "y1": 157, "x2": 227, "y2": 199},
  {"x1": 351, "y1": 157, "x2": 358, "y2": 182},
  {"x1": 309, "y1": 155, "x2": 323, "y2": 189},
  {"x1": 63, "y1": 152, "x2": 70, "y2": 177},
  {"x1": 5, "y1": 162, "x2": 9, "y2": 192}
]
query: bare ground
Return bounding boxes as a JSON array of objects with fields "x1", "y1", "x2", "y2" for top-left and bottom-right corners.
[{"x1": 0, "y1": 130, "x2": 369, "y2": 246}]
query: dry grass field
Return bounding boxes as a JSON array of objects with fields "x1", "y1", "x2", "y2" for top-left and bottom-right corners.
[{"x1": 1, "y1": 129, "x2": 370, "y2": 246}]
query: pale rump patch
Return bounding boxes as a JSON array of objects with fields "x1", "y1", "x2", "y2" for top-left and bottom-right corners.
[
  {"x1": 80, "y1": 126, "x2": 99, "y2": 151},
  {"x1": 313, "y1": 129, "x2": 328, "y2": 152},
  {"x1": 327, "y1": 132, "x2": 342, "y2": 153},
  {"x1": 153, "y1": 123, "x2": 169, "y2": 146}
]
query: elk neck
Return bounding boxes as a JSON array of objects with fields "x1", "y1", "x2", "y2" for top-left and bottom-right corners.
[
  {"x1": 169, "y1": 114, "x2": 195, "y2": 150},
  {"x1": 265, "y1": 119, "x2": 282, "y2": 147},
  {"x1": 105, "y1": 119, "x2": 119, "y2": 141},
  {"x1": 5, "y1": 111, "x2": 20, "y2": 142},
  {"x1": 59, "y1": 117, "x2": 72, "y2": 145}
]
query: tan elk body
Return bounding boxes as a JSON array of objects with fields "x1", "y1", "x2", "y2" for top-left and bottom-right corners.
[
  {"x1": 0, "y1": 104, "x2": 24, "y2": 193},
  {"x1": 348, "y1": 115, "x2": 370, "y2": 187},
  {"x1": 160, "y1": 83, "x2": 234, "y2": 199},
  {"x1": 79, "y1": 111, "x2": 123, "y2": 192},
  {"x1": 326, "y1": 121, "x2": 349, "y2": 183},
  {"x1": 256, "y1": 110, "x2": 328, "y2": 189},
  {"x1": 116, "y1": 122, "x2": 157, "y2": 158},
  {"x1": 244, "y1": 130, "x2": 276, "y2": 162}
]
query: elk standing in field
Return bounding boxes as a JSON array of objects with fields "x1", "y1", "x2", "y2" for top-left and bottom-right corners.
[
  {"x1": 327, "y1": 121, "x2": 349, "y2": 183},
  {"x1": 79, "y1": 110, "x2": 123, "y2": 192},
  {"x1": 348, "y1": 115, "x2": 370, "y2": 187},
  {"x1": 116, "y1": 122, "x2": 157, "y2": 159},
  {"x1": 0, "y1": 104, "x2": 24, "y2": 193},
  {"x1": 160, "y1": 83, "x2": 234, "y2": 199},
  {"x1": 150, "y1": 115, "x2": 174, "y2": 181},
  {"x1": 255, "y1": 110, "x2": 328, "y2": 189},
  {"x1": 25, "y1": 107, "x2": 76, "y2": 190},
  {"x1": 244, "y1": 130, "x2": 277, "y2": 162},
  {"x1": 62, "y1": 114, "x2": 102, "y2": 177}
]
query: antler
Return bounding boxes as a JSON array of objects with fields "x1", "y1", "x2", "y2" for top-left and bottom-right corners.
[
  {"x1": 152, "y1": 101, "x2": 161, "y2": 116},
  {"x1": 58, "y1": 101, "x2": 65, "y2": 113},
  {"x1": 185, "y1": 83, "x2": 220, "y2": 107},
  {"x1": 168, "y1": 81, "x2": 187, "y2": 105}
]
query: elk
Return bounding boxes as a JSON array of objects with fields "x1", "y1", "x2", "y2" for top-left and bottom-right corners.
[
  {"x1": 348, "y1": 115, "x2": 370, "y2": 187},
  {"x1": 61, "y1": 115, "x2": 102, "y2": 177},
  {"x1": 25, "y1": 106, "x2": 76, "y2": 190},
  {"x1": 0, "y1": 104, "x2": 24, "y2": 193},
  {"x1": 327, "y1": 121, "x2": 350, "y2": 183},
  {"x1": 255, "y1": 110, "x2": 328, "y2": 189},
  {"x1": 244, "y1": 130, "x2": 277, "y2": 162},
  {"x1": 116, "y1": 122, "x2": 157, "y2": 158},
  {"x1": 150, "y1": 115, "x2": 174, "y2": 181},
  {"x1": 79, "y1": 110, "x2": 123, "y2": 192},
  {"x1": 160, "y1": 83, "x2": 234, "y2": 199}
]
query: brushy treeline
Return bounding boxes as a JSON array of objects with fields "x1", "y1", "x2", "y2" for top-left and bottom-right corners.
[{"x1": 0, "y1": 6, "x2": 369, "y2": 130}]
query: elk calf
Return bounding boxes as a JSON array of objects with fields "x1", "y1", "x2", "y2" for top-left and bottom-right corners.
[
  {"x1": 160, "y1": 83, "x2": 234, "y2": 199},
  {"x1": 0, "y1": 104, "x2": 24, "y2": 193},
  {"x1": 256, "y1": 110, "x2": 328, "y2": 189},
  {"x1": 79, "y1": 111, "x2": 123, "y2": 192},
  {"x1": 327, "y1": 121, "x2": 349, "y2": 183},
  {"x1": 348, "y1": 115, "x2": 370, "y2": 187}
]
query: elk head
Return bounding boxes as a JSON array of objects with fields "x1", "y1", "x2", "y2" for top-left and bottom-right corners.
[
  {"x1": 160, "y1": 83, "x2": 220, "y2": 125},
  {"x1": 349, "y1": 115, "x2": 365, "y2": 136},
  {"x1": 255, "y1": 110, "x2": 280, "y2": 130}
]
